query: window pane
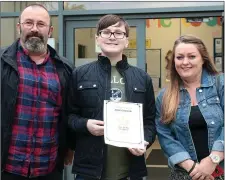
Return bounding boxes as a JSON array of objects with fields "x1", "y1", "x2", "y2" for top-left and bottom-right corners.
[
  {"x1": 1, "y1": 18, "x2": 19, "y2": 48},
  {"x1": 1, "y1": 1, "x2": 58, "y2": 12},
  {"x1": 74, "y1": 28, "x2": 97, "y2": 67},
  {"x1": 63, "y1": 2, "x2": 223, "y2": 10},
  {"x1": 123, "y1": 27, "x2": 137, "y2": 66},
  {"x1": 49, "y1": 16, "x2": 59, "y2": 52}
]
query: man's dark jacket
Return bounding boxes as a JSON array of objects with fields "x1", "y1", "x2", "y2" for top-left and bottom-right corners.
[
  {"x1": 68, "y1": 55, "x2": 156, "y2": 179},
  {"x1": 1, "y1": 39, "x2": 75, "y2": 173}
]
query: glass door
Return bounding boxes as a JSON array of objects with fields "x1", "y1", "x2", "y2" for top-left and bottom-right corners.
[{"x1": 65, "y1": 19, "x2": 146, "y2": 70}]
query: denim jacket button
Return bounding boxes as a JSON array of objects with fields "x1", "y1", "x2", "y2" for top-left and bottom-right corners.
[
  {"x1": 211, "y1": 121, "x2": 215, "y2": 125},
  {"x1": 202, "y1": 103, "x2": 206, "y2": 107},
  {"x1": 199, "y1": 89, "x2": 203, "y2": 93}
]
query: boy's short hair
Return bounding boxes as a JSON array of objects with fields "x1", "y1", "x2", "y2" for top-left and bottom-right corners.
[{"x1": 96, "y1": 14, "x2": 129, "y2": 37}]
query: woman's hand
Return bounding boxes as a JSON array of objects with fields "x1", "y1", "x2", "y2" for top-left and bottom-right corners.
[
  {"x1": 189, "y1": 163, "x2": 214, "y2": 180},
  {"x1": 199, "y1": 156, "x2": 217, "y2": 176},
  {"x1": 178, "y1": 160, "x2": 214, "y2": 180}
]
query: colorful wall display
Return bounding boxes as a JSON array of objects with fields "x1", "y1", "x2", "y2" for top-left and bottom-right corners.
[{"x1": 146, "y1": 17, "x2": 222, "y2": 28}]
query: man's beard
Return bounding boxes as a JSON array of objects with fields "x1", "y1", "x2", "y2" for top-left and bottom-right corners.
[{"x1": 23, "y1": 31, "x2": 48, "y2": 54}]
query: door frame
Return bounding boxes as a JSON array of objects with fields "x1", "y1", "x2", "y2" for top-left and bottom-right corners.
[{"x1": 65, "y1": 18, "x2": 146, "y2": 70}]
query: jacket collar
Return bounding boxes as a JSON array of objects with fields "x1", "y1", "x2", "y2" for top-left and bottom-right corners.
[
  {"x1": 200, "y1": 68, "x2": 214, "y2": 87},
  {"x1": 2, "y1": 39, "x2": 68, "y2": 71},
  {"x1": 179, "y1": 68, "x2": 214, "y2": 90},
  {"x1": 97, "y1": 54, "x2": 130, "y2": 71}
]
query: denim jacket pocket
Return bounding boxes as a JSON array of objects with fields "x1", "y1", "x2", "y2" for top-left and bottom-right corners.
[
  {"x1": 206, "y1": 95, "x2": 223, "y2": 123},
  {"x1": 207, "y1": 96, "x2": 220, "y2": 104}
]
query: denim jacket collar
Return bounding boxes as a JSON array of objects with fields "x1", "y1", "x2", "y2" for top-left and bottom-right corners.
[{"x1": 179, "y1": 68, "x2": 214, "y2": 91}]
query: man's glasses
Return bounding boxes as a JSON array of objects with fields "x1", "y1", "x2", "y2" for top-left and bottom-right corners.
[
  {"x1": 20, "y1": 21, "x2": 50, "y2": 30},
  {"x1": 99, "y1": 31, "x2": 126, "y2": 39}
]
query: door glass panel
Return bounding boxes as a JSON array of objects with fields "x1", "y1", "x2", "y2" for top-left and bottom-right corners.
[
  {"x1": 146, "y1": 49, "x2": 161, "y2": 94},
  {"x1": 74, "y1": 28, "x2": 97, "y2": 67},
  {"x1": 124, "y1": 27, "x2": 137, "y2": 66},
  {"x1": 74, "y1": 27, "x2": 137, "y2": 67}
]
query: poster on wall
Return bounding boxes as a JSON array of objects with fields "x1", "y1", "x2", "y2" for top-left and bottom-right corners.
[
  {"x1": 215, "y1": 38, "x2": 222, "y2": 54},
  {"x1": 215, "y1": 57, "x2": 222, "y2": 72},
  {"x1": 213, "y1": 38, "x2": 223, "y2": 72}
]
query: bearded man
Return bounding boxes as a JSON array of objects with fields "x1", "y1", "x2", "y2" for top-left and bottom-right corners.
[{"x1": 1, "y1": 4, "x2": 75, "y2": 180}]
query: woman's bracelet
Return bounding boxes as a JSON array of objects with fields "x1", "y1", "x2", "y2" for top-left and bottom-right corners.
[{"x1": 188, "y1": 162, "x2": 196, "y2": 175}]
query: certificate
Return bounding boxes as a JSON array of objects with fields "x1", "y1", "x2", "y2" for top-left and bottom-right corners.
[{"x1": 104, "y1": 100, "x2": 145, "y2": 149}]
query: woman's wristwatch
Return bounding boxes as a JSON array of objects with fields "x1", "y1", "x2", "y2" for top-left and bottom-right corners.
[{"x1": 209, "y1": 154, "x2": 221, "y2": 164}]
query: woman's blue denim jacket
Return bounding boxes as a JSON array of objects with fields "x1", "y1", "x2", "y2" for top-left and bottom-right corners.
[{"x1": 155, "y1": 69, "x2": 224, "y2": 168}]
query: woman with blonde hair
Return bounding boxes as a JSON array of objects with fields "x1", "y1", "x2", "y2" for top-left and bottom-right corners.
[{"x1": 155, "y1": 35, "x2": 224, "y2": 180}]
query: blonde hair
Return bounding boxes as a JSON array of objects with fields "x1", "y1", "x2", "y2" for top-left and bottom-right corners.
[
  {"x1": 161, "y1": 35, "x2": 218, "y2": 124},
  {"x1": 165, "y1": 50, "x2": 172, "y2": 81}
]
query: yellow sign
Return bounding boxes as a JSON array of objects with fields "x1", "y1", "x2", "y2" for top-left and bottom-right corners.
[
  {"x1": 128, "y1": 39, "x2": 151, "y2": 49},
  {"x1": 128, "y1": 39, "x2": 136, "y2": 49},
  {"x1": 146, "y1": 39, "x2": 151, "y2": 48}
]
